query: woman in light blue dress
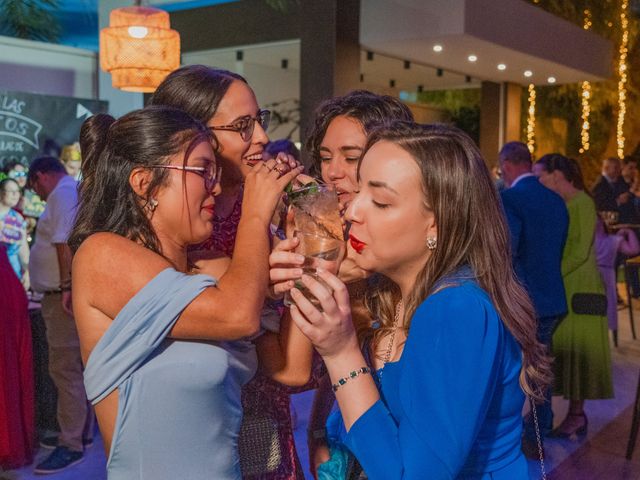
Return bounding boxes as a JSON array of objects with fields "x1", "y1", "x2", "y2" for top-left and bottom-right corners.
[
  {"x1": 274, "y1": 122, "x2": 552, "y2": 479},
  {"x1": 69, "y1": 106, "x2": 304, "y2": 479}
]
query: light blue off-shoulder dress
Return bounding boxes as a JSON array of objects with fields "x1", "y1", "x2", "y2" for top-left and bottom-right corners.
[
  {"x1": 84, "y1": 269, "x2": 257, "y2": 480},
  {"x1": 345, "y1": 271, "x2": 529, "y2": 479}
]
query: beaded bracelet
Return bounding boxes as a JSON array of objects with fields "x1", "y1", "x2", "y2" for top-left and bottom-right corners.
[{"x1": 332, "y1": 367, "x2": 371, "y2": 392}]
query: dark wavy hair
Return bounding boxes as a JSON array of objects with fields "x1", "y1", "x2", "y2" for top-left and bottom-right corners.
[
  {"x1": 363, "y1": 121, "x2": 551, "y2": 401},
  {"x1": 68, "y1": 106, "x2": 213, "y2": 254},
  {"x1": 537, "y1": 153, "x2": 586, "y2": 190},
  {"x1": 79, "y1": 113, "x2": 116, "y2": 195},
  {"x1": 150, "y1": 64, "x2": 247, "y2": 124},
  {"x1": 304, "y1": 90, "x2": 414, "y2": 177}
]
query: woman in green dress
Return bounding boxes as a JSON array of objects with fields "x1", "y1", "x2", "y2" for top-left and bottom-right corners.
[{"x1": 533, "y1": 154, "x2": 613, "y2": 438}]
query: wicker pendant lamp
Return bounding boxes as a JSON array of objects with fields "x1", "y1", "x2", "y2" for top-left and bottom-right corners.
[{"x1": 100, "y1": 2, "x2": 180, "y2": 93}]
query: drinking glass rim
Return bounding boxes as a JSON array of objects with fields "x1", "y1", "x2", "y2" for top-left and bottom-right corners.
[
  {"x1": 293, "y1": 230, "x2": 344, "y2": 240},
  {"x1": 286, "y1": 181, "x2": 332, "y2": 195}
]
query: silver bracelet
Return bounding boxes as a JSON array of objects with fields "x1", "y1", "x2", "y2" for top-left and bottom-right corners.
[{"x1": 332, "y1": 367, "x2": 371, "y2": 392}]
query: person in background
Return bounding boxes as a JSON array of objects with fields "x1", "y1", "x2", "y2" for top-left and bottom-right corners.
[
  {"x1": 491, "y1": 164, "x2": 506, "y2": 192},
  {"x1": 303, "y1": 90, "x2": 414, "y2": 479},
  {"x1": 4, "y1": 159, "x2": 28, "y2": 190},
  {"x1": 275, "y1": 122, "x2": 550, "y2": 479},
  {"x1": 535, "y1": 153, "x2": 613, "y2": 439},
  {"x1": 0, "y1": 244, "x2": 35, "y2": 470},
  {"x1": 0, "y1": 178, "x2": 30, "y2": 288},
  {"x1": 60, "y1": 143, "x2": 82, "y2": 181},
  {"x1": 499, "y1": 142, "x2": 568, "y2": 457},
  {"x1": 622, "y1": 156, "x2": 639, "y2": 195},
  {"x1": 592, "y1": 157, "x2": 631, "y2": 217},
  {"x1": 26, "y1": 156, "x2": 94, "y2": 474},
  {"x1": 264, "y1": 139, "x2": 300, "y2": 162},
  {"x1": 595, "y1": 219, "x2": 639, "y2": 346}
]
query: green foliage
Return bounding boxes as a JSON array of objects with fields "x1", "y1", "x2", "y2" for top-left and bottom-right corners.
[
  {"x1": 418, "y1": 89, "x2": 481, "y2": 143},
  {"x1": 525, "y1": 0, "x2": 640, "y2": 159},
  {"x1": 0, "y1": 0, "x2": 61, "y2": 43}
]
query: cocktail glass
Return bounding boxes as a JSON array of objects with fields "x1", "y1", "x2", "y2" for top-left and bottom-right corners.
[{"x1": 284, "y1": 231, "x2": 345, "y2": 310}]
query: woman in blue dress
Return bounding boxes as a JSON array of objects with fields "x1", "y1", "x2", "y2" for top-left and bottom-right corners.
[
  {"x1": 68, "y1": 106, "x2": 304, "y2": 480},
  {"x1": 0, "y1": 178, "x2": 30, "y2": 287},
  {"x1": 275, "y1": 122, "x2": 552, "y2": 479}
]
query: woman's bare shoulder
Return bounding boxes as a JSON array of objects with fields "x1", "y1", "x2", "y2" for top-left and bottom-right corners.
[{"x1": 74, "y1": 232, "x2": 170, "y2": 279}]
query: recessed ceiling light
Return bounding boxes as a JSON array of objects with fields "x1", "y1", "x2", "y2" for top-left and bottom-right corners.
[
  {"x1": 433, "y1": 44, "x2": 443, "y2": 52},
  {"x1": 497, "y1": 64, "x2": 506, "y2": 71},
  {"x1": 524, "y1": 70, "x2": 533, "y2": 77},
  {"x1": 468, "y1": 54, "x2": 478, "y2": 62},
  {"x1": 547, "y1": 76, "x2": 556, "y2": 84}
]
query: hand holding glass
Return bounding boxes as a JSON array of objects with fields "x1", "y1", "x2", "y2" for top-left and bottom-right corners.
[{"x1": 284, "y1": 232, "x2": 345, "y2": 310}]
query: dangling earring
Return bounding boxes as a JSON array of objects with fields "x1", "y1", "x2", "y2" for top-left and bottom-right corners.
[
  {"x1": 148, "y1": 198, "x2": 159, "y2": 212},
  {"x1": 426, "y1": 237, "x2": 437, "y2": 250}
]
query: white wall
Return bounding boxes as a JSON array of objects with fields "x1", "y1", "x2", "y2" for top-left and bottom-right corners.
[
  {"x1": 184, "y1": 46, "x2": 301, "y2": 141},
  {"x1": 0, "y1": 35, "x2": 97, "y2": 99}
]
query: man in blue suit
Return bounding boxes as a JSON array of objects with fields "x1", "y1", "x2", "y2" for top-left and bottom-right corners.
[{"x1": 499, "y1": 142, "x2": 569, "y2": 458}]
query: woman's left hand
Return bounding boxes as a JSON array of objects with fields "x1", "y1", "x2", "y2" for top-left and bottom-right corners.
[{"x1": 288, "y1": 269, "x2": 359, "y2": 358}]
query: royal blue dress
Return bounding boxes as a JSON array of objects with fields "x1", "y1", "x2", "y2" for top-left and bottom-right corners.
[
  {"x1": 84, "y1": 269, "x2": 257, "y2": 479},
  {"x1": 345, "y1": 272, "x2": 528, "y2": 479}
]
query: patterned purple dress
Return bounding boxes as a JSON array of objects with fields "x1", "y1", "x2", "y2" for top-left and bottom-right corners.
[{"x1": 197, "y1": 189, "x2": 318, "y2": 479}]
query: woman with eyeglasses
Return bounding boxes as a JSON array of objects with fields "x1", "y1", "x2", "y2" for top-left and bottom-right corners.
[
  {"x1": 0, "y1": 178, "x2": 30, "y2": 288},
  {"x1": 151, "y1": 65, "x2": 316, "y2": 480},
  {"x1": 4, "y1": 160, "x2": 28, "y2": 190},
  {"x1": 69, "y1": 106, "x2": 302, "y2": 480}
]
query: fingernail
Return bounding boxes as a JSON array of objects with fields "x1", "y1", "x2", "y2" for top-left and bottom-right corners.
[
  {"x1": 294, "y1": 268, "x2": 304, "y2": 276},
  {"x1": 295, "y1": 254, "x2": 305, "y2": 263}
]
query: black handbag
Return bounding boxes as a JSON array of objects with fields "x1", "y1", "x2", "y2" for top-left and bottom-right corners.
[{"x1": 571, "y1": 293, "x2": 608, "y2": 316}]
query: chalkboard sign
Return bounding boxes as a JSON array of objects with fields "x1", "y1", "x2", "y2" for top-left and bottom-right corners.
[{"x1": 0, "y1": 90, "x2": 108, "y2": 170}]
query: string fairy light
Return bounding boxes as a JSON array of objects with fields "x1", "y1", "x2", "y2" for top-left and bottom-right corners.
[
  {"x1": 617, "y1": 0, "x2": 629, "y2": 159},
  {"x1": 527, "y1": 83, "x2": 536, "y2": 154},
  {"x1": 580, "y1": 9, "x2": 592, "y2": 154},
  {"x1": 580, "y1": 82, "x2": 592, "y2": 153}
]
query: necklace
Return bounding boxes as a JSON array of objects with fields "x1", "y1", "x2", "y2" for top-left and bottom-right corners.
[{"x1": 378, "y1": 300, "x2": 403, "y2": 380}]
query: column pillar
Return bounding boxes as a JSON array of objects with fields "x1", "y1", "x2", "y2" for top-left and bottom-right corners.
[
  {"x1": 299, "y1": 0, "x2": 360, "y2": 164},
  {"x1": 479, "y1": 81, "x2": 522, "y2": 166}
]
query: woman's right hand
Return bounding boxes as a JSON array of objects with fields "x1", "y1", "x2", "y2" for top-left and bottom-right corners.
[
  {"x1": 243, "y1": 159, "x2": 303, "y2": 225},
  {"x1": 268, "y1": 236, "x2": 305, "y2": 299},
  {"x1": 308, "y1": 439, "x2": 331, "y2": 480}
]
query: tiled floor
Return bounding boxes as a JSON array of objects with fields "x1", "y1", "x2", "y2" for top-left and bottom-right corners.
[{"x1": 3, "y1": 305, "x2": 640, "y2": 480}]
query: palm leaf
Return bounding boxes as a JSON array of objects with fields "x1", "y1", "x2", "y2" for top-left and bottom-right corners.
[{"x1": 0, "y1": 0, "x2": 61, "y2": 42}]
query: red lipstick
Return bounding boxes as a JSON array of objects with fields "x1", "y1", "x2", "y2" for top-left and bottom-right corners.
[
  {"x1": 349, "y1": 234, "x2": 366, "y2": 254},
  {"x1": 202, "y1": 205, "x2": 215, "y2": 216}
]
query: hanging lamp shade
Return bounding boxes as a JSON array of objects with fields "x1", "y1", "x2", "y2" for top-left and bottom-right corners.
[{"x1": 100, "y1": 6, "x2": 180, "y2": 93}]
